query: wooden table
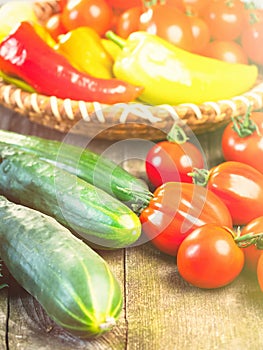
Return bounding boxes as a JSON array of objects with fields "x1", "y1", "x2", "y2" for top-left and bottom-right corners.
[{"x1": 1, "y1": 105, "x2": 263, "y2": 350}]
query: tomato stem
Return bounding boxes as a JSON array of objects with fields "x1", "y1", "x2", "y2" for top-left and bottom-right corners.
[
  {"x1": 235, "y1": 231, "x2": 263, "y2": 249},
  {"x1": 167, "y1": 124, "x2": 189, "y2": 144},
  {"x1": 126, "y1": 188, "x2": 153, "y2": 214},
  {"x1": 231, "y1": 106, "x2": 261, "y2": 138},
  {"x1": 188, "y1": 168, "x2": 209, "y2": 186}
]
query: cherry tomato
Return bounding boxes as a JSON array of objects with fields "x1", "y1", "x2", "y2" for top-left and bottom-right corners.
[
  {"x1": 206, "y1": 161, "x2": 263, "y2": 226},
  {"x1": 104, "y1": 0, "x2": 142, "y2": 11},
  {"x1": 222, "y1": 112, "x2": 263, "y2": 174},
  {"x1": 177, "y1": 223, "x2": 244, "y2": 289},
  {"x1": 163, "y1": 0, "x2": 185, "y2": 12},
  {"x1": 183, "y1": 0, "x2": 210, "y2": 15},
  {"x1": 140, "y1": 182, "x2": 233, "y2": 256},
  {"x1": 257, "y1": 253, "x2": 263, "y2": 291},
  {"x1": 45, "y1": 13, "x2": 67, "y2": 40},
  {"x1": 116, "y1": 6, "x2": 143, "y2": 38},
  {"x1": 240, "y1": 216, "x2": 263, "y2": 272},
  {"x1": 188, "y1": 14, "x2": 211, "y2": 54},
  {"x1": 139, "y1": 3, "x2": 194, "y2": 51},
  {"x1": 243, "y1": 6, "x2": 263, "y2": 27},
  {"x1": 241, "y1": 20, "x2": 263, "y2": 65},
  {"x1": 202, "y1": 39, "x2": 248, "y2": 64},
  {"x1": 57, "y1": 0, "x2": 68, "y2": 12},
  {"x1": 145, "y1": 129, "x2": 205, "y2": 187},
  {"x1": 61, "y1": 0, "x2": 113, "y2": 36},
  {"x1": 202, "y1": 0, "x2": 246, "y2": 41}
]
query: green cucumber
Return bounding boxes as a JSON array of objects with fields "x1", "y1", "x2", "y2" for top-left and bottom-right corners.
[
  {"x1": 0, "y1": 195, "x2": 123, "y2": 338},
  {"x1": 0, "y1": 143, "x2": 141, "y2": 248},
  {"x1": 0, "y1": 129, "x2": 152, "y2": 211}
]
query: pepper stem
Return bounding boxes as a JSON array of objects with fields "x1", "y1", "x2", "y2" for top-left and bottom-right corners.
[
  {"x1": 188, "y1": 168, "x2": 210, "y2": 187},
  {"x1": 167, "y1": 124, "x2": 189, "y2": 144},
  {"x1": 231, "y1": 106, "x2": 261, "y2": 137},
  {"x1": 105, "y1": 31, "x2": 126, "y2": 49}
]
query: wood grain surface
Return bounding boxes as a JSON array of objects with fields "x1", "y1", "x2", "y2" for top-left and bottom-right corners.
[{"x1": 1, "y1": 105, "x2": 263, "y2": 350}]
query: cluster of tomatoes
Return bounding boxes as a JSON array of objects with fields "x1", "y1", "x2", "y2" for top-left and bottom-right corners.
[
  {"x1": 47, "y1": 0, "x2": 263, "y2": 66},
  {"x1": 141, "y1": 110, "x2": 263, "y2": 290}
]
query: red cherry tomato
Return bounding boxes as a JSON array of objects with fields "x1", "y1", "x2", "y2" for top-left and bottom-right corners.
[
  {"x1": 205, "y1": 161, "x2": 263, "y2": 226},
  {"x1": 188, "y1": 14, "x2": 211, "y2": 54},
  {"x1": 202, "y1": 39, "x2": 248, "y2": 64},
  {"x1": 140, "y1": 182, "x2": 233, "y2": 256},
  {"x1": 240, "y1": 216, "x2": 263, "y2": 272},
  {"x1": 183, "y1": 0, "x2": 210, "y2": 15},
  {"x1": 257, "y1": 253, "x2": 263, "y2": 291},
  {"x1": 202, "y1": 0, "x2": 246, "y2": 41},
  {"x1": 222, "y1": 112, "x2": 263, "y2": 174},
  {"x1": 243, "y1": 6, "x2": 263, "y2": 28},
  {"x1": 61, "y1": 0, "x2": 113, "y2": 36},
  {"x1": 177, "y1": 223, "x2": 244, "y2": 289},
  {"x1": 145, "y1": 127, "x2": 205, "y2": 187},
  {"x1": 241, "y1": 20, "x2": 263, "y2": 65},
  {"x1": 139, "y1": 3, "x2": 194, "y2": 51},
  {"x1": 104, "y1": 0, "x2": 142, "y2": 11},
  {"x1": 116, "y1": 6, "x2": 143, "y2": 38},
  {"x1": 163, "y1": 0, "x2": 185, "y2": 12},
  {"x1": 45, "y1": 13, "x2": 67, "y2": 40}
]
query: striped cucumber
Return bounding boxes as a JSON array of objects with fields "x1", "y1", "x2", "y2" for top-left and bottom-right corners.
[
  {"x1": 0, "y1": 143, "x2": 141, "y2": 248},
  {"x1": 0, "y1": 129, "x2": 152, "y2": 211},
  {"x1": 0, "y1": 195, "x2": 123, "y2": 338}
]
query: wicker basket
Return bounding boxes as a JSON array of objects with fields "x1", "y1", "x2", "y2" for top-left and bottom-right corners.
[{"x1": 0, "y1": 0, "x2": 263, "y2": 141}]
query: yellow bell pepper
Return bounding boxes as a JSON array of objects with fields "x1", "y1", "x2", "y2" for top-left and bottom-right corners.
[
  {"x1": 56, "y1": 27, "x2": 114, "y2": 79},
  {"x1": 101, "y1": 38, "x2": 122, "y2": 61},
  {"x1": 106, "y1": 31, "x2": 258, "y2": 106},
  {"x1": 33, "y1": 23, "x2": 57, "y2": 48}
]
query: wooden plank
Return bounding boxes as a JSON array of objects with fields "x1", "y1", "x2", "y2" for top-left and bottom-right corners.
[
  {"x1": 0, "y1": 290, "x2": 7, "y2": 350},
  {"x1": 125, "y1": 243, "x2": 263, "y2": 350}
]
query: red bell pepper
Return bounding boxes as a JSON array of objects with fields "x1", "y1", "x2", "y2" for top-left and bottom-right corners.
[{"x1": 0, "y1": 21, "x2": 143, "y2": 104}]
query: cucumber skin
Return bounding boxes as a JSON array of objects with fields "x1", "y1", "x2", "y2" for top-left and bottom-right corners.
[
  {"x1": 0, "y1": 144, "x2": 141, "y2": 249},
  {"x1": 0, "y1": 129, "x2": 152, "y2": 209},
  {"x1": 0, "y1": 196, "x2": 123, "y2": 338}
]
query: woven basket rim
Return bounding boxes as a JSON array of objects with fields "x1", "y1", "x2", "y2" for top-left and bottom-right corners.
[{"x1": 1, "y1": 77, "x2": 263, "y2": 135}]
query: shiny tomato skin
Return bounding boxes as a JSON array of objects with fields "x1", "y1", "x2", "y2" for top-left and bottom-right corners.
[
  {"x1": 45, "y1": 13, "x2": 67, "y2": 40},
  {"x1": 177, "y1": 223, "x2": 244, "y2": 289},
  {"x1": 140, "y1": 182, "x2": 233, "y2": 256},
  {"x1": 116, "y1": 6, "x2": 143, "y2": 38},
  {"x1": 139, "y1": 4, "x2": 194, "y2": 51},
  {"x1": 188, "y1": 14, "x2": 211, "y2": 54},
  {"x1": 61, "y1": 0, "x2": 113, "y2": 36},
  {"x1": 202, "y1": 0, "x2": 246, "y2": 41},
  {"x1": 240, "y1": 216, "x2": 263, "y2": 272},
  {"x1": 207, "y1": 161, "x2": 263, "y2": 226},
  {"x1": 145, "y1": 140, "x2": 204, "y2": 188},
  {"x1": 202, "y1": 40, "x2": 248, "y2": 64},
  {"x1": 222, "y1": 112, "x2": 263, "y2": 174},
  {"x1": 241, "y1": 21, "x2": 263, "y2": 65}
]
